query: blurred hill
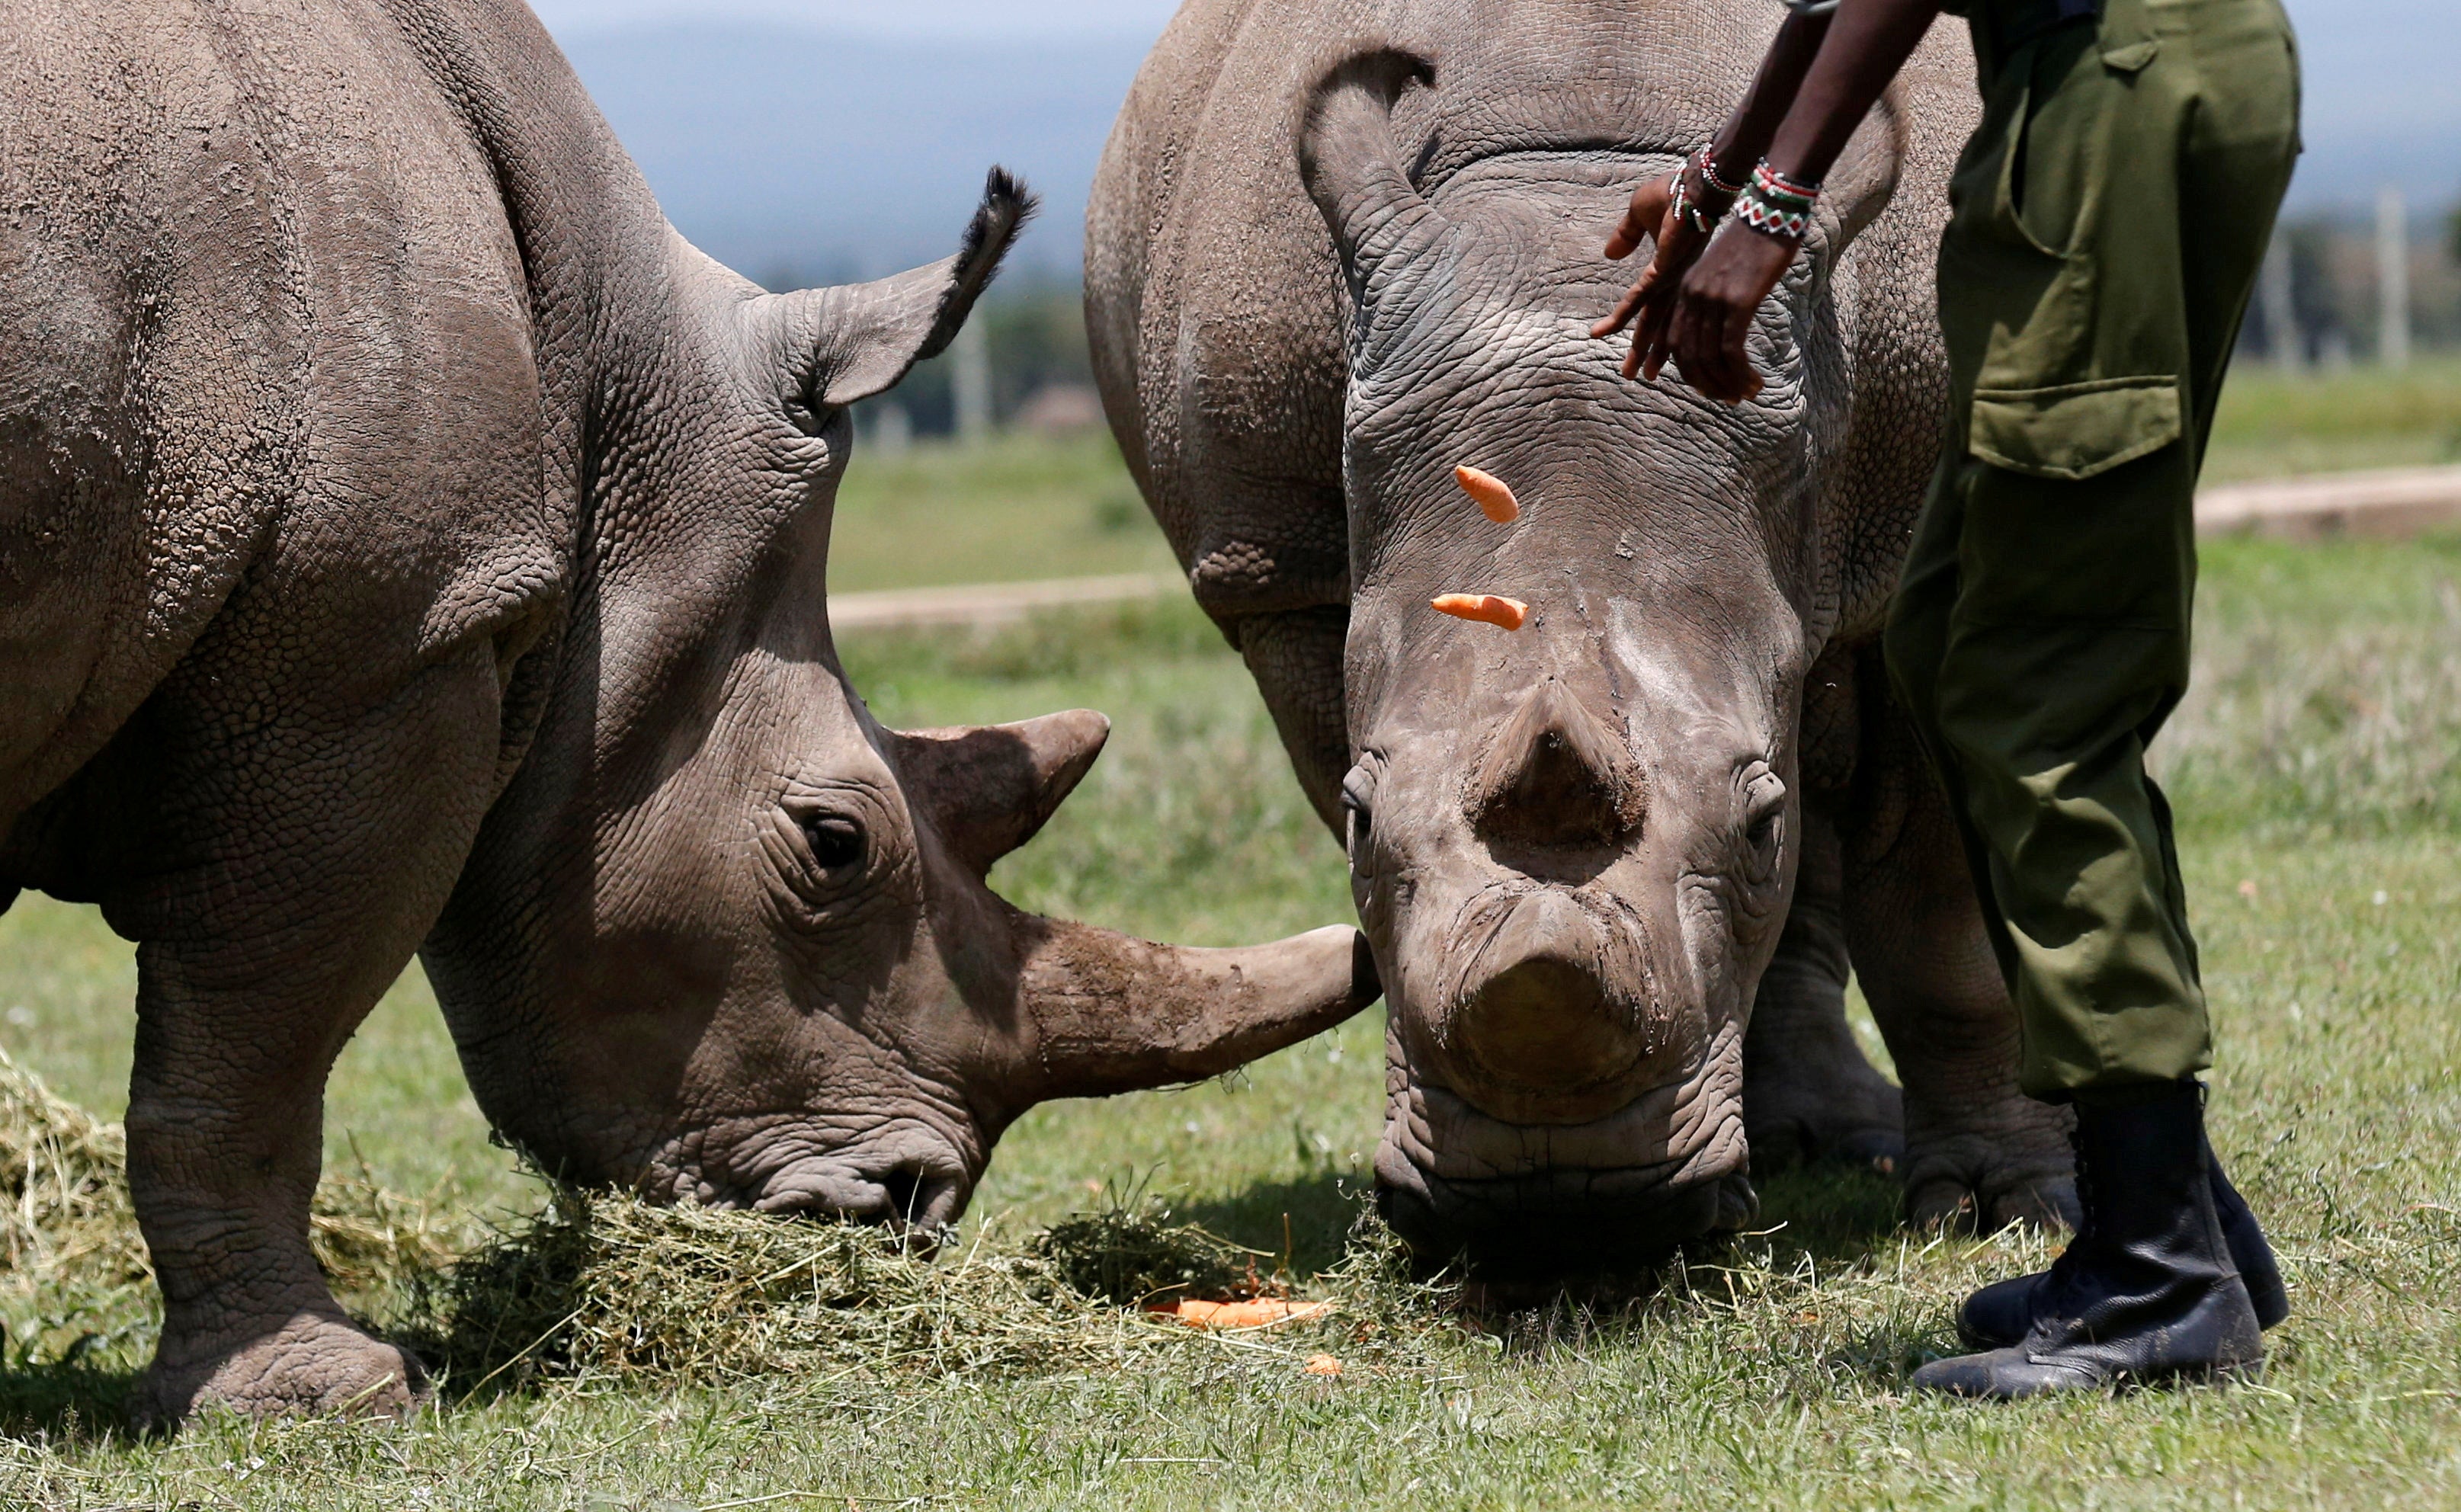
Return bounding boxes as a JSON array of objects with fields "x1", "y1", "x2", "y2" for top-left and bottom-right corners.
[
  {"x1": 559, "y1": 23, "x2": 1146, "y2": 282},
  {"x1": 556, "y1": 6, "x2": 2459, "y2": 284}
]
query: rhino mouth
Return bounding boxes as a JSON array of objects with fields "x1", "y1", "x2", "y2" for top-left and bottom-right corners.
[
  {"x1": 1374, "y1": 1017, "x2": 1751, "y2": 1277},
  {"x1": 645, "y1": 1112, "x2": 979, "y2": 1234},
  {"x1": 746, "y1": 1151, "x2": 969, "y2": 1233}
]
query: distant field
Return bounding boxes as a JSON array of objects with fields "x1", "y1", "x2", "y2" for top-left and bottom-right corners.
[
  {"x1": 2, "y1": 528, "x2": 2458, "y2": 1507},
  {"x1": 2204, "y1": 356, "x2": 2461, "y2": 482},
  {"x1": 823, "y1": 357, "x2": 2461, "y2": 597},
  {"x1": 825, "y1": 432, "x2": 1177, "y2": 594}
]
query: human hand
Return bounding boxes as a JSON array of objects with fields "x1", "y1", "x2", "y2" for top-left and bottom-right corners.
[
  {"x1": 1591, "y1": 170, "x2": 1720, "y2": 381},
  {"x1": 1661, "y1": 222, "x2": 1796, "y2": 405}
]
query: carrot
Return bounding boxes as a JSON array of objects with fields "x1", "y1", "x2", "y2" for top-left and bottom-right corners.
[
  {"x1": 1454, "y1": 465, "x2": 1521, "y2": 523},
  {"x1": 1431, "y1": 593, "x2": 1529, "y2": 630},
  {"x1": 1303, "y1": 1353, "x2": 1344, "y2": 1377},
  {"x1": 1145, "y1": 1298, "x2": 1334, "y2": 1330}
]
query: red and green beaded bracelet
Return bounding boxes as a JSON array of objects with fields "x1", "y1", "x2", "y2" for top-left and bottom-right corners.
[{"x1": 1734, "y1": 162, "x2": 1819, "y2": 242}]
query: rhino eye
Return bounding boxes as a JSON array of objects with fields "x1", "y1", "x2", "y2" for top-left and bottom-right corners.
[
  {"x1": 1341, "y1": 766, "x2": 1377, "y2": 867},
  {"x1": 1741, "y1": 767, "x2": 1786, "y2": 882},
  {"x1": 802, "y1": 814, "x2": 867, "y2": 873}
]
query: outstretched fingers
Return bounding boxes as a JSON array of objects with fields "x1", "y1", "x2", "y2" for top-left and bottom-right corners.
[
  {"x1": 1595, "y1": 175, "x2": 1731, "y2": 383},
  {"x1": 1591, "y1": 177, "x2": 1674, "y2": 351},
  {"x1": 1634, "y1": 284, "x2": 1683, "y2": 381},
  {"x1": 1601, "y1": 174, "x2": 1672, "y2": 262}
]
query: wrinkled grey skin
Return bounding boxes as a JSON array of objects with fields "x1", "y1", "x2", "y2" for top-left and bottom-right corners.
[
  {"x1": 0, "y1": 0, "x2": 1375, "y2": 1422},
  {"x1": 1088, "y1": 0, "x2": 2075, "y2": 1277}
]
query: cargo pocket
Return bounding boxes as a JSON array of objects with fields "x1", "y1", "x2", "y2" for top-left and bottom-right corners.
[
  {"x1": 1969, "y1": 375, "x2": 2181, "y2": 481},
  {"x1": 1941, "y1": 8, "x2": 2190, "y2": 476},
  {"x1": 1937, "y1": 27, "x2": 2121, "y2": 402}
]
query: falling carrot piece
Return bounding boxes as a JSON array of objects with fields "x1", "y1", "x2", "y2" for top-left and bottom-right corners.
[
  {"x1": 1431, "y1": 593, "x2": 1529, "y2": 630},
  {"x1": 1454, "y1": 465, "x2": 1521, "y2": 523},
  {"x1": 1145, "y1": 1298, "x2": 1334, "y2": 1330},
  {"x1": 1303, "y1": 1353, "x2": 1344, "y2": 1377}
]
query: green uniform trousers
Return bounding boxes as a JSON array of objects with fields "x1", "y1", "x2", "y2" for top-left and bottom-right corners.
[{"x1": 1883, "y1": 0, "x2": 2302, "y2": 1099}]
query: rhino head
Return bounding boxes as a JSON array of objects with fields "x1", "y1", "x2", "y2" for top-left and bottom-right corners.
[
  {"x1": 1299, "y1": 56, "x2": 1886, "y2": 1274},
  {"x1": 422, "y1": 174, "x2": 1376, "y2": 1229}
]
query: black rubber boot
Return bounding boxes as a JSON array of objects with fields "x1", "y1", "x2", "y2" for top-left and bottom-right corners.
[
  {"x1": 1912, "y1": 1081, "x2": 2265, "y2": 1400},
  {"x1": 1956, "y1": 1132, "x2": 2287, "y2": 1350}
]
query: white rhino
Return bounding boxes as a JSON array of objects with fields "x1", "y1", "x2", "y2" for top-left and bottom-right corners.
[
  {"x1": 0, "y1": 0, "x2": 1373, "y2": 1421},
  {"x1": 1088, "y1": 0, "x2": 2074, "y2": 1276}
]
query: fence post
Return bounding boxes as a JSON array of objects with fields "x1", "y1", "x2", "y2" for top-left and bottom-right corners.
[
  {"x1": 2377, "y1": 184, "x2": 2411, "y2": 370},
  {"x1": 2259, "y1": 234, "x2": 2299, "y2": 371},
  {"x1": 952, "y1": 318, "x2": 994, "y2": 444}
]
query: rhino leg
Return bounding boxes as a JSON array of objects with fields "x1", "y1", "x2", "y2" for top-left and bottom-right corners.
[
  {"x1": 122, "y1": 649, "x2": 508, "y2": 1426},
  {"x1": 1228, "y1": 604, "x2": 1351, "y2": 839},
  {"x1": 1742, "y1": 799, "x2": 1906, "y2": 1174},
  {"x1": 1838, "y1": 647, "x2": 2076, "y2": 1231}
]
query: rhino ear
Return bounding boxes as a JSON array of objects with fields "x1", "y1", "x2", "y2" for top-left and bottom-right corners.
[
  {"x1": 889, "y1": 710, "x2": 1109, "y2": 874},
  {"x1": 1297, "y1": 47, "x2": 1443, "y2": 303},
  {"x1": 1819, "y1": 90, "x2": 1907, "y2": 258},
  {"x1": 757, "y1": 167, "x2": 1037, "y2": 412}
]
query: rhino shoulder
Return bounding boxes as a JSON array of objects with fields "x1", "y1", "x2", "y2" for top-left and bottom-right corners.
[{"x1": 1091, "y1": 0, "x2": 1373, "y2": 617}]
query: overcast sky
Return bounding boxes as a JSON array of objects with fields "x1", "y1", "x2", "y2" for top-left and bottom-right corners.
[
  {"x1": 537, "y1": 0, "x2": 2457, "y2": 238},
  {"x1": 531, "y1": 0, "x2": 2461, "y2": 141}
]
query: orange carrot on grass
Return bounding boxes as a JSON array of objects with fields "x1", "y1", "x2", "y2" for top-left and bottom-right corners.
[
  {"x1": 1431, "y1": 593, "x2": 1528, "y2": 630},
  {"x1": 1145, "y1": 1298, "x2": 1333, "y2": 1330}
]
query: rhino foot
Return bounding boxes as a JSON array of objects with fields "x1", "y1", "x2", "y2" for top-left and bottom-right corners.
[
  {"x1": 1899, "y1": 1099, "x2": 2079, "y2": 1233},
  {"x1": 137, "y1": 1310, "x2": 428, "y2": 1429},
  {"x1": 1740, "y1": 1002, "x2": 1906, "y2": 1177},
  {"x1": 1742, "y1": 1068, "x2": 1907, "y2": 1177}
]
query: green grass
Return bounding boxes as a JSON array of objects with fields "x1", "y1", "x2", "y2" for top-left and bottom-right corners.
[
  {"x1": 825, "y1": 432, "x2": 1178, "y2": 593},
  {"x1": 2202, "y1": 356, "x2": 2461, "y2": 482},
  {"x1": 5, "y1": 393, "x2": 2461, "y2": 1504}
]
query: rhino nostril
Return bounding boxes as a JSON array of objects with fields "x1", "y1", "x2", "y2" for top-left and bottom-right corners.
[{"x1": 879, "y1": 1165, "x2": 924, "y2": 1224}]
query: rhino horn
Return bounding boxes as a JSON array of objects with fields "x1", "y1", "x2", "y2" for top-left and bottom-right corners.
[
  {"x1": 891, "y1": 710, "x2": 1110, "y2": 874},
  {"x1": 754, "y1": 166, "x2": 1037, "y2": 411},
  {"x1": 1296, "y1": 47, "x2": 1444, "y2": 299},
  {"x1": 1014, "y1": 918, "x2": 1381, "y2": 1101},
  {"x1": 1469, "y1": 677, "x2": 1644, "y2": 847}
]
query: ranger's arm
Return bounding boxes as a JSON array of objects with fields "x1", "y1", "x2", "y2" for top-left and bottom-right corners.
[
  {"x1": 1593, "y1": 4, "x2": 1835, "y2": 380},
  {"x1": 1652, "y1": 0, "x2": 1947, "y2": 402}
]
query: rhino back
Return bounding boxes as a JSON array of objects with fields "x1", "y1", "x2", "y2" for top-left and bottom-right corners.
[
  {"x1": 1089, "y1": 0, "x2": 1972, "y2": 642},
  {"x1": 0, "y1": 0, "x2": 553, "y2": 843}
]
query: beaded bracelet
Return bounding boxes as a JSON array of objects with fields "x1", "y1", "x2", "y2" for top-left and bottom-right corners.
[
  {"x1": 1696, "y1": 146, "x2": 1751, "y2": 198},
  {"x1": 1666, "y1": 169, "x2": 1714, "y2": 235},
  {"x1": 1667, "y1": 146, "x2": 1748, "y2": 235},
  {"x1": 1733, "y1": 161, "x2": 1820, "y2": 243}
]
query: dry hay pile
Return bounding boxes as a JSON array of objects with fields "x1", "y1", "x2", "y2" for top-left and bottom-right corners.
[
  {"x1": 1, "y1": 1051, "x2": 1408, "y2": 1395},
  {"x1": 0, "y1": 1049, "x2": 149, "y2": 1314},
  {"x1": 407, "y1": 1190, "x2": 1306, "y2": 1392},
  {"x1": 0, "y1": 1051, "x2": 466, "y2": 1344}
]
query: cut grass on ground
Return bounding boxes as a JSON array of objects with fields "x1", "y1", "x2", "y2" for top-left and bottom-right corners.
[{"x1": 0, "y1": 540, "x2": 2458, "y2": 1506}]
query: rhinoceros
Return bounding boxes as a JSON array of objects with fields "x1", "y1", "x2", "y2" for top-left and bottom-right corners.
[
  {"x1": 0, "y1": 0, "x2": 1376, "y2": 1421},
  {"x1": 1087, "y1": 0, "x2": 2077, "y2": 1276}
]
